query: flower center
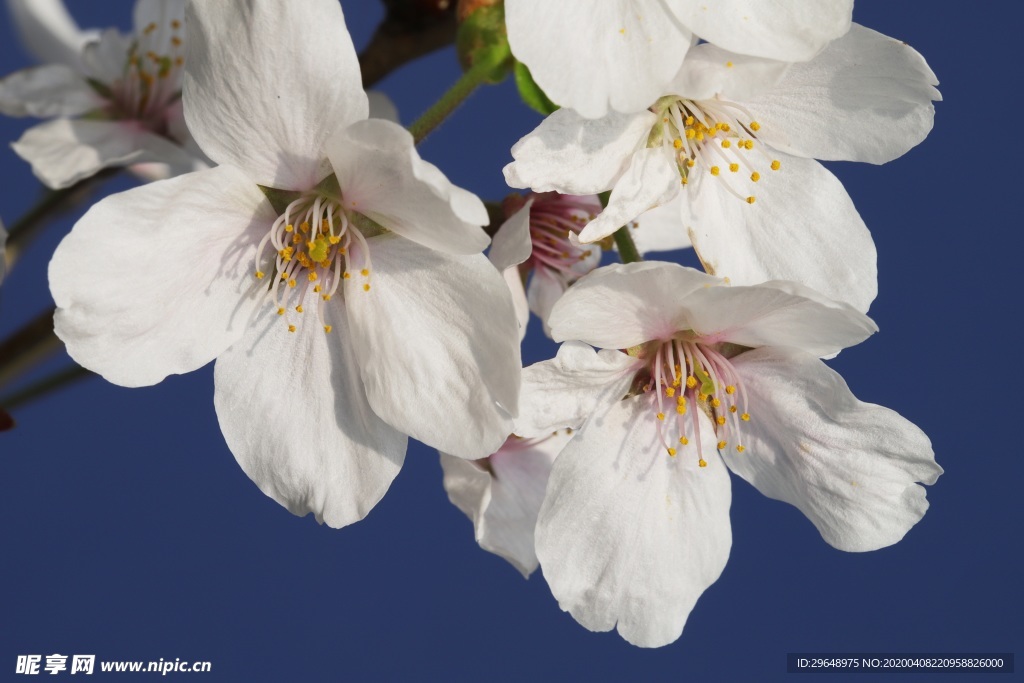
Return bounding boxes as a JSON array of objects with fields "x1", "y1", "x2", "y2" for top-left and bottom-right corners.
[
  {"x1": 636, "y1": 337, "x2": 750, "y2": 467},
  {"x1": 652, "y1": 97, "x2": 781, "y2": 204},
  {"x1": 108, "y1": 20, "x2": 186, "y2": 125},
  {"x1": 527, "y1": 194, "x2": 600, "y2": 281},
  {"x1": 253, "y1": 192, "x2": 372, "y2": 334}
]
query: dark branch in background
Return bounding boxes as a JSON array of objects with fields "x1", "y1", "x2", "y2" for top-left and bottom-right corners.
[
  {"x1": 359, "y1": 0, "x2": 458, "y2": 89},
  {"x1": 0, "y1": 307, "x2": 60, "y2": 390}
]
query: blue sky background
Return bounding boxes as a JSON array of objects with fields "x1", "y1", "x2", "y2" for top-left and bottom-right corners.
[{"x1": 0, "y1": 1, "x2": 1019, "y2": 681}]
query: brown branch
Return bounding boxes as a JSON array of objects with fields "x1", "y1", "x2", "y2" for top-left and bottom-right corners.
[{"x1": 359, "y1": 0, "x2": 458, "y2": 89}]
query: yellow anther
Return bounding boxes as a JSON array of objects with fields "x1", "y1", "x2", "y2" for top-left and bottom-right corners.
[
  {"x1": 721, "y1": 123, "x2": 731, "y2": 132},
  {"x1": 667, "y1": 447, "x2": 677, "y2": 457},
  {"x1": 746, "y1": 196, "x2": 756, "y2": 204},
  {"x1": 716, "y1": 416, "x2": 727, "y2": 426},
  {"x1": 322, "y1": 294, "x2": 332, "y2": 301},
  {"x1": 679, "y1": 436, "x2": 689, "y2": 445},
  {"x1": 308, "y1": 272, "x2": 318, "y2": 282},
  {"x1": 717, "y1": 440, "x2": 727, "y2": 450},
  {"x1": 300, "y1": 222, "x2": 310, "y2": 233},
  {"x1": 363, "y1": 283, "x2": 371, "y2": 292},
  {"x1": 710, "y1": 166, "x2": 720, "y2": 176},
  {"x1": 686, "y1": 376, "x2": 697, "y2": 389},
  {"x1": 171, "y1": 19, "x2": 181, "y2": 29},
  {"x1": 725, "y1": 385, "x2": 736, "y2": 394},
  {"x1": 324, "y1": 325, "x2": 333, "y2": 334},
  {"x1": 680, "y1": 178, "x2": 688, "y2": 186},
  {"x1": 771, "y1": 160, "x2": 781, "y2": 171},
  {"x1": 673, "y1": 138, "x2": 683, "y2": 150},
  {"x1": 276, "y1": 308, "x2": 285, "y2": 316},
  {"x1": 736, "y1": 445, "x2": 745, "y2": 453},
  {"x1": 665, "y1": 387, "x2": 675, "y2": 397},
  {"x1": 171, "y1": 36, "x2": 182, "y2": 47},
  {"x1": 729, "y1": 163, "x2": 739, "y2": 173},
  {"x1": 295, "y1": 305, "x2": 303, "y2": 313},
  {"x1": 288, "y1": 325, "x2": 296, "y2": 333},
  {"x1": 725, "y1": 61, "x2": 733, "y2": 68},
  {"x1": 750, "y1": 172, "x2": 760, "y2": 182},
  {"x1": 696, "y1": 131, "x2": 704, "y2": 141},
  {"x1": 749, "y1": 121, "x2": 761, "y2": 131},
  {"x1": 686, "y1": 159, "x2": 695, "y2": 168},
  {"x1": 174, "y1": 57, "x2": 183, "y2": 66},
  {"x1": 280, "y1": 273, "x2": 288, "y2": 281},
  {"x1": 711, "y1": 398, "x2": 721, "y2": 408},
  {"x1": 677, "y1": 396, "x2": 686, "y2": 406},
  {"x1": 656, "y1": 412, "x2": 666, "y2": 421},
  {"x1": 673, "y1": 377, "x2": 682, "y2": 387},
  {"x1": 313, "y1": 285, "x2": 321, "y2": 293},
  {"x1": 144, "y1": 22, "x2": 157, "y2": 34},
  {"x1": 729, "y1": 406, "x2": 738, "y2": 413},
  {"x1": 698, "y1": 459, "x2": 707, "y2": 468},
  {"x1": 329, "y1": 236, "x2": 341, "y2": 245},
  {"x1": 288, "y1": 279, "x2": 296, "y2": 288},
  {"x1": 676, "y1": 406, "x2": 686, "y2": 414},
  {"x1": 342, "y1": 272, "x2": 351, "y2": 279},
  {"x1": 685, "y1": 129, "x2": 696, "y2": 139},
  {"x1": 721, "y1": 140, "x2": 731, "y2": 149},
  {"x1": 338, "y1": 247, "x2": 347, "y2": 255},
  {"x1": 285, "y1": 224, "x2": 294, "y2": 232},
  {"x1": 360, "y1": 268, "x2": 369, "y2": 277},
  {"x1": 698, "y1": 392, "x2": 708, "y2": 402},
  {"x1": 255, "y1": 271, "x2": 265, "y2": 279},
  {"x1": 744, "y1": 140, "x2": 754, "y2": 150},
  {"x1": 685, "y1": 116, "x2": 694, "y2": 125},
  {"x1": 741, "y1": 413, "x2": 751, "y2": 421}
]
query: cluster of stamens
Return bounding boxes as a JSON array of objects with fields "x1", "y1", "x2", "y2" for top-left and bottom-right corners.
[
  {"x1": 254, "y1": 194, "x2": 371, "y2": 334},
  {"x1": 526, "y1": 194, "x2": 601, "y2": 282},
  {"x1": 639, "y1": 337, "x2": 751, "y2": 467},
  {"x1": 109, "y1": 20, "x2": 186, "y2": 125},
  {"x1": 655, "y1": 98, "x2": 781, "y2": 204}
]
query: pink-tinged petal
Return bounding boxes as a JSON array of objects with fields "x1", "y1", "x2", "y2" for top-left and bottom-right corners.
[
  {"x1": 184, "y1": 0, "x2": 367, "y2": 189},
  {"x1": 576, "y1": 146, "x2": 680, "y2": 244},
  {"x1": 536, "y1": 393, "x2": 731, "y2": 647},
  {"x1": 667, "y1": 43, "x2": 789, "y2": 101},
  {"x1": 7, "y1": 0, "x2": 96, "y2": 67},
  {"x1": 344, "y1": 235, "x2": 520, "y2": 458},
  {"x1": 517, "y1": 341, "x2": 636, "y2": 438},
  {"x1": 684, "y1": 152, "x2": 877, "y2": 313},
  {"x1": 684, "y1": 280, "x2": 878, "y2": 358},
  {"x1": 727, "y1": 347, "x2": 942, "y2": 551},
  {"x1": 630, "y1": 193, "x2": 692, "y2": 254},
  {"x1": 670, "y1": 0, "x2": 853, "y2": 63},
  {"x1": 548, "y1": 262, "x2": 722, "y2": 349},
  {"x1": 0, "y1": 64, "x2": 101, "y2": 117},
  {"x1": 504, "y1": 108, "x2": 656, "y2": 195},
  {"x1": 214, "y1": 292, "x2": 406, "y2": 529},
  {"x1": 328, "y1": 119, "x2": 489, "y2": 255},
  {"x1": 440, "y1": 430, "x2": 570, "y2": 577},
  {"x1": 50, "y1": 165, "x2": 274, "y2": 387},
  {"x1": 12, "y1": 118, "x2": 197, "y2": 189},
  {"x1": 745, "y1": 24, "x2": 940, "y2": 164},
  {"x1": 506, "y1": 0, "x2": 690, "y2": 118}
]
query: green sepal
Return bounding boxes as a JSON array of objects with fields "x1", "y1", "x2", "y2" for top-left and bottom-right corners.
[
  {"x1": 257, "y1": 185, "x2": 303, "y2": 214},
  {"x1": 456, "y1": 3, "x2": 512, "y2": 84},
  {"x1": 85, "y1": 78, "x2": 114, "y2": 100},
  {"x1": 513, "y1": 61, "x2": 558, "y2": 116}
]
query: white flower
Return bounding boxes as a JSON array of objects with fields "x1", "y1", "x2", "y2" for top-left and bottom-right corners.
[
  {"x1": 518, "y1": 261, "x2": 941, "y2": 647},
  {"x1": 489, "y1": 192, "x2": 603, "y2": 338},
  {"x1": 48, "y1": 0, "x2": 521, "y2": 529},
  {"x1": 440, "y1": 429, "x2": 571, "y2": 578},
  {"x1": 505, "y1": 26, "x2": 940, "y2": 313},
  {"x1": 505, "y1": 0, "x2": 853, "y2": 118},
  {"x1": 0, "y1": 0, "x2": 203, "y2": 188}
]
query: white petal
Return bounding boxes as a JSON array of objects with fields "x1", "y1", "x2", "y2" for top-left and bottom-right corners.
[
  {"x1": 670, "y1": 0, "x2": 852, "y2": 63},
  {"x1": 50, "y1": 165, "x2": 274, "y2": 387},
  {"x1": 526, "y1": 269, "x2": 566, "y2": 338},
  {"x1": 489, "y1": 199, "x2": 533, "y2": 272},
  {"x1": 345, "y1": 235, "x2": 520, "y2": 458},
  {"x1": 7, "y1": 0, "x2": 95, "y2": 67},
  {"x1": 328, "y1": 119, "x2": 489, "y2": 255},
  {"x1": 548, "y1": 261, "x2": 722, "y2": 349},
  {"x1": 577, "y1": 146, "x2": 679, "y2": 244},
  {"x1": 683, "y1": 280, "x2": 878, "y2": 358},
  {"x1": 214, "y1": 292, "x2": 406, "y2": 529},
  {"x1": 132, "y1": 0, "x2": 186, "y2": 56},
  {"x1": 505, "y1": 0, "x2": 690, "y2": 118},
  {"x1": 12, "y1": 118, "x2": 196, "y2": 189},
  {"x1": 536, "y1": 393, "x2": 731, "y2": 647},
  {"x1": 684, "y1": 152, "x2": 877, "y2": 313},
  {"x1": 630, "y1": 193, "x2": 692, "y2": 253},
  {"x1": 440, "y1": 430, "x2": 569, "y2": 577},
  {"x1": 0, "y1": 64, "x2": 101, "y2": 117},
  {"x1": 667, "y1": 43, "x2": 789, "y2": 101},
  {"x1": 726, "y1": 347, "x2": 942, "y2": 551},
  {"x1": 744, "y1": 24, "x2": 940, "y2": 164},
  {"x1": 504, "y1": 108, "x2": 656, "y2": 195},
  {"x1": 516, "y1": 341, "x2": 636, "y2": 437},
  {"x1": 79, "y1": 28, "x2": 132, "y2": 84},
  {"x1": 183, "y1": 0, "x2": 367, "y2": 189},
  {"x1": 367, "y1": 90, "x2": 399, "y2": 123}
]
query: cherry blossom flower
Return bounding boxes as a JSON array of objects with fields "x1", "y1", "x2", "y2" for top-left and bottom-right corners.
[
  {"x1": 0, "y1": 0, "x2": 203, "y2": 188},
  {"x1": 489, "y1": 192, "x2": 602, "y2": 338},
  {"x1": 48, "y1": 0, "x2": 520, "y2": 529},
  {"x1": 505, "y1": 0, "x2": 854, "y2": 118},
  {"x1": 505, "y1": 26, "x2": 940, "y2": 313},
  {"x1": 440, "y1": 428, "x2": 571, "y2": 577},
  {"x1": 517, "y1": 261, "x2": 941, "y2": 647}
]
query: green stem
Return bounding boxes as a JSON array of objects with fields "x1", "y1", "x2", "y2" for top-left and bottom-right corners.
[
  {"x1": 407, "y1": 48, "x2": 509, "y2": 144},
  {"x1": 598, "y1": 191, "x2": 642, "y2": 264},
  {"x1": 0, "y1": 364, "x2": 93, "y2": 411}
]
